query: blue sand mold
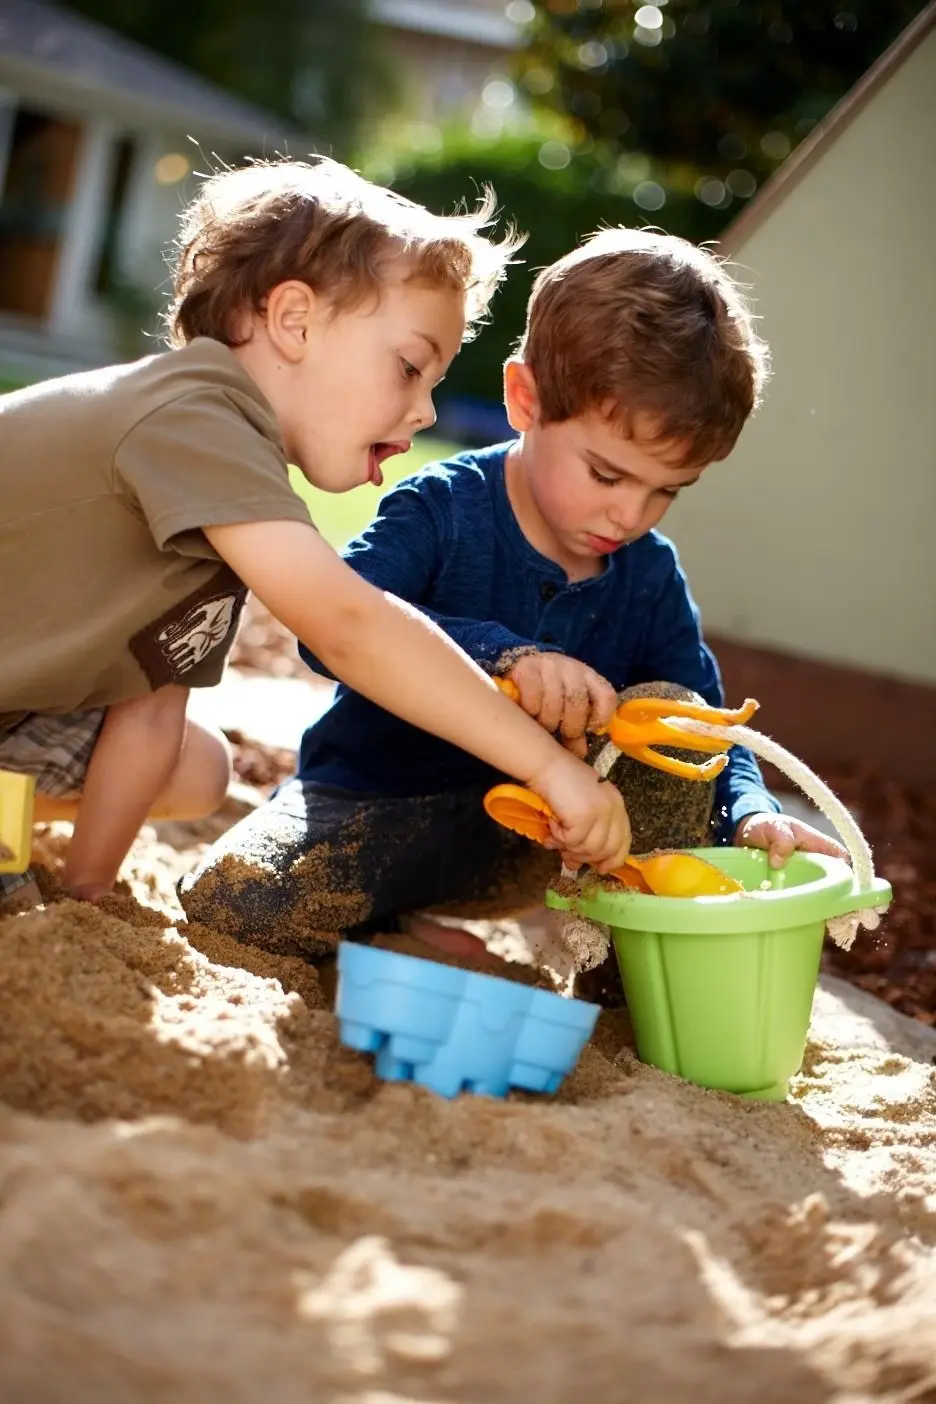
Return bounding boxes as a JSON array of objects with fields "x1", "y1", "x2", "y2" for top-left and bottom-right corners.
[{"x1": 336, "y1": 941, "x2": 599, "y2": 1099}]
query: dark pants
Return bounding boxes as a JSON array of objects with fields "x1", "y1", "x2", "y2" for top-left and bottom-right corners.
[{"x1": 179, "y1": 779, "x2": 560, "y2": 960}]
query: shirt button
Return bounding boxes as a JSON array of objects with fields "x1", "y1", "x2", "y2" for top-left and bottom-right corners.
[
  {"x1": 540, "y1": 581, "x2": 558, "y2": 602},
  {"x1": 541, "y1": 633, "x2": 558, "y2": 644}
]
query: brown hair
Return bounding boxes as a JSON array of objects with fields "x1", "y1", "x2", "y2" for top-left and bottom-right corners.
[
  {"x1": 166, "y1": 156, "x2": 523, "y2": 347},
  {"x1": 518, "y1": 227, "x2": 771, "y2": 466}
]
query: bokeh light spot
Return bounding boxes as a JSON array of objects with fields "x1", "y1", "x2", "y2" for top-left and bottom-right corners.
[
  {"x1": 718, "y1": 132, "x2": 747, "y2": 161},
  {"x1": 633, "y1": 179, "x2": 666, "y2": 210},
  {"x1": 482, "y1": 79, "x2": 515, "y2": 109},
  {"x1": 760, "y1": 130, "x2": 792, "y2": 160},
  {"x1": 578, "y1": 40, "x2": 608, "y2": 68},
  {"x1": 506, "y1": 0, "x2": 536, "y2": 24},
  {"x1": 154, "y1": 153, "x2": 190, "y2": 185},
  {"x1": 522, "y1": 66, "x2": 555, "y2": 94},
  {"x1": 695, "y1": 177, "x2": 730, "y2": 207},
  {"x1": 726, "y1": 169, "x2": 757, "y2": 199},
  {"x1": 538, "y1": 140, "x2": 572, "y2": 170}
]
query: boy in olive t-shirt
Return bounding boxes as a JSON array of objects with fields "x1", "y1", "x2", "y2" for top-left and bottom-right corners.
[{"x1": 0, "y1": 158, "x2": 632, "y2": 910}]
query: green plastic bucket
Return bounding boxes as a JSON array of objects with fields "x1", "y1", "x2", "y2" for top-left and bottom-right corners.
[{"x1": 546, "y1": 848, "x2": 892, "y2": 1101}]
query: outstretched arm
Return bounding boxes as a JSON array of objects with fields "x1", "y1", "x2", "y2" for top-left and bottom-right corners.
[
  {"x1": 298, "y1": 482, "x2": 553, "y2": 678},
  {"x1": 206, "y1": 518, "x2": 633, "y2": 871}
]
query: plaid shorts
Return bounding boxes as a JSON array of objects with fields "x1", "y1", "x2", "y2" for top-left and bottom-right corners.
[{"x1": 0, "y1": 708, "x2": 105, "y2": 900}]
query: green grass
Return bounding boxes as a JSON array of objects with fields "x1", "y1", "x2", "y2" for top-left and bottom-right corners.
[{"x1": 288, "y1": 436, "x2": 462, "y2": 548}]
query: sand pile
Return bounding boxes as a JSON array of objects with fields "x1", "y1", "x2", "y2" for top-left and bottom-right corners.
[{"x1": 0, "y1": 825, "x2": 933, "y2": 1404}]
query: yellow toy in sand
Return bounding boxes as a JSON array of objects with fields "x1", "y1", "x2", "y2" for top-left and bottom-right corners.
[
  {"x1": 0, "y1": 769, "x2": 35, "y2": 874},
  {"x1": 484, "y1": 782, "x2": 743, "y2": 897}
]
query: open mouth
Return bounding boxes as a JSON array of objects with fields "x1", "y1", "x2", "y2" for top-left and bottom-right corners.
[{"x1": 368, "y1": 441, "x2": 410, "y2": 486}]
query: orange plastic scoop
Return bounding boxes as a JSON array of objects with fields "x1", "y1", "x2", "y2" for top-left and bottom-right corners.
[{"x1": 483, "y1": 783, "x2": 743, "y2": 898}]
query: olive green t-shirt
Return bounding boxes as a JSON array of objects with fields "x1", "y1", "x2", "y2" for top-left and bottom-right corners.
[{"x1": 0, "y1": 337, "x2": 313, "y2": 733}]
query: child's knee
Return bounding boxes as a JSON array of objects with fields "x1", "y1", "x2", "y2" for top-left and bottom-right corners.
[
  {"x1": 180, "y1": 851, "x2": 285, "y2": 945},
  {"x1": 156, "y1": 722, "x2": 232, "y2": 821},
  {"x1": 191, "y1": 725, "x2": 233, "y2": 817}
]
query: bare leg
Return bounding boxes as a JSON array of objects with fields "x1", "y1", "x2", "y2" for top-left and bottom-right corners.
[{"x1": 32, "y1": 719, "x2": 232, "y2": 825}]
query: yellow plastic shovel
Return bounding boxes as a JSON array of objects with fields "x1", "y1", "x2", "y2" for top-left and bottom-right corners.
[{"x1": 0, "y1": 769, "x2": 35, "y2": 874}]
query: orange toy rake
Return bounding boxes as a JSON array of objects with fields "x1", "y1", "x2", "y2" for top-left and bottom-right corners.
[{"x1": 484, "y1": 682, "x2": 760, "y2": 897}]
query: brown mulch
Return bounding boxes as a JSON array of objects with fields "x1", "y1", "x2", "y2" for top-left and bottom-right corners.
[
  {"x1": 226, "y1": 600, "x2": 934, "y2": 1027},
  {"x1": 227, "y1": 730, "x2": 297, "y2": 793},
  {"x1": 761, "y1": 762, "x2": 935, "y2": 1028},
  {"x1": 230, "y1": 597, "x2": 310, "y2": 679}
]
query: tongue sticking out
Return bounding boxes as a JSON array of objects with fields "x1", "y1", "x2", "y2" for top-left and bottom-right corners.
[{"x1": 369, "y1": 441, "x2": 408, "y2": 487}]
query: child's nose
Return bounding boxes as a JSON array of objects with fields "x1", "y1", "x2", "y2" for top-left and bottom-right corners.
[
  {"x1": 609, "y1": 489, "x2": 648, "y2": 532},
  {"x1": 411, "y1": 392, "x2": 437, "y2": 431}
]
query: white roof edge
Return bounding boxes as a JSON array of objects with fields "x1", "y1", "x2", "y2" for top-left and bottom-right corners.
[{"x1": 370, "y1": 0, "x2": 519, "y2": 49}]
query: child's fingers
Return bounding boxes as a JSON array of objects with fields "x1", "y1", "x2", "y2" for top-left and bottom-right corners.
[
  {"x1": 559, "y1": 677, "x2": 591, "y2": 745},
  {"x1": 792, "y1": 823, "x2": 849, "y2": 863},
  {"x1": 548, "y1": 817, "x2": 596, "y2": 866},
  {"x1": 550, "y1": 802, "x2": 629, "y2": 871},
  {"x1": 767, "y1": 817, "x2": 797, "y2": 868},
  {"x1": 512, "y1": 664, "x2": 544, "y2": 721},
  {"x1": 67, "y1": 882, "x2": 110, "y2": 903},
  {"x1": 536, "y1": 667, "x2": 566, "y2": 736},
  {"x1": 585, "y1": 671, "x2": 618, "y2": 731}
]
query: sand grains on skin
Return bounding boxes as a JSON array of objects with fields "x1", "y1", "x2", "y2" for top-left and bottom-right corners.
[{"x1": 0, "y1": 829, "x2": 933, "y2": 1403}]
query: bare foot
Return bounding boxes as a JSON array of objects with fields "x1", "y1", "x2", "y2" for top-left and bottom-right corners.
[{"x1": 403, "y1": 915, "x2": 505, "y2": 966}]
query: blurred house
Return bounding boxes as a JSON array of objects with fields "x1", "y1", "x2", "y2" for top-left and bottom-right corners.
[
  {"x1": 0, "y1": 0, "x2": 300, "y2": 381},
  {"x1": 370, "y1": 0, "x2": 521, "y2": 117},
  {"x1": 668, "y1": 2, "x2": 936, "y2": 781}
]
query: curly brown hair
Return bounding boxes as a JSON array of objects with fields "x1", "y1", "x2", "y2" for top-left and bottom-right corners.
[
  {"x1": 517, "y1": 227, "x2": 771, "y2": 467},
  {"x1": 166, "y1": 156, "x2": 524, "y2": 348}
]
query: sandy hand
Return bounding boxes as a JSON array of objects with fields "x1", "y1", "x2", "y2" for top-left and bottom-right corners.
[
  {"x1": 527, "y1": 750, "x2": 632, "y2": 872},
  {"x1": 65, "y1": 881, "x2": 112, "y2": 904},
  {"x1": 735, "y1": 811, "x2": 849, "y2": 869},
  {"x1": 507, "y1": 653, "x2": 617, "y2": 759}
]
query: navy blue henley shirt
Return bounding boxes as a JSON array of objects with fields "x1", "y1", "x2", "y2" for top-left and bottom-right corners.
[{"x1": 297, "y1": 443, "x2": 778, "y2": 842}]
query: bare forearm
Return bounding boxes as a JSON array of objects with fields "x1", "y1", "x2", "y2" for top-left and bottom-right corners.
[
  {"x1": 64, "y1": 687, "x2": 188, "y2": 896},
  {"x1": 299, "y1": 587, "x2": 569, "y2": 781}
]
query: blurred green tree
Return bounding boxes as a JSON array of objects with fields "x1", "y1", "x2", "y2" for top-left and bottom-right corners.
[
  {"x1": 364, "y1": 122, "x2": 730, "y2": 408},
  {"x1": 518, "y1": 1, "x2": 929, "y2": 183},
  {"x1": 58, "y1": 0, "x2": 389, "y2": 153}
]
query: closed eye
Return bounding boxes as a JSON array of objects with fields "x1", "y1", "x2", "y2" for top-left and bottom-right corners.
[{"x1": 588, "y1": 465, "x2": 619, "y2": 487}]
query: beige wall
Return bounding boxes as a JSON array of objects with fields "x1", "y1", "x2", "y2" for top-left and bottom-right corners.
[{"x1": 667, "y1": 25, "x2": 936, "y2": 685}]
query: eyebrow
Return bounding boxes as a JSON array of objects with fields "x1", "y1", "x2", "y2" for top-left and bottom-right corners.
[
  {"x1": 414, "y1": 331, "x2": 442, "y2": 360},
  {"x1": 588, "y1": 450, "x2": 701, "y2": 485}
]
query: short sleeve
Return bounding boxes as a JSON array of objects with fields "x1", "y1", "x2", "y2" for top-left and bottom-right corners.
[{"x1": 113, "y1": 385, "x2": 314, "y2": 556}]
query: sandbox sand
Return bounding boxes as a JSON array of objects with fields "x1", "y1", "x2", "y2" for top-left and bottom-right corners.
[{"x1": 0, "y1": 823, "x2": 934, "y2": 1404}]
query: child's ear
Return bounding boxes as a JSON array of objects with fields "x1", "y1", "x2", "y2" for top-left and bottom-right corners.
[
  {"x1": 265, "y1": 280, "x2": 317, "y2": 362},
  {"x1": 503, "y1": 358, "x2": 540, "y2": 432}
]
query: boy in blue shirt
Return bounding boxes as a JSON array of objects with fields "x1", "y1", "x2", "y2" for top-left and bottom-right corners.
[{"x1": 181, "y1": 228, "x2": 845, "y2": 966}]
